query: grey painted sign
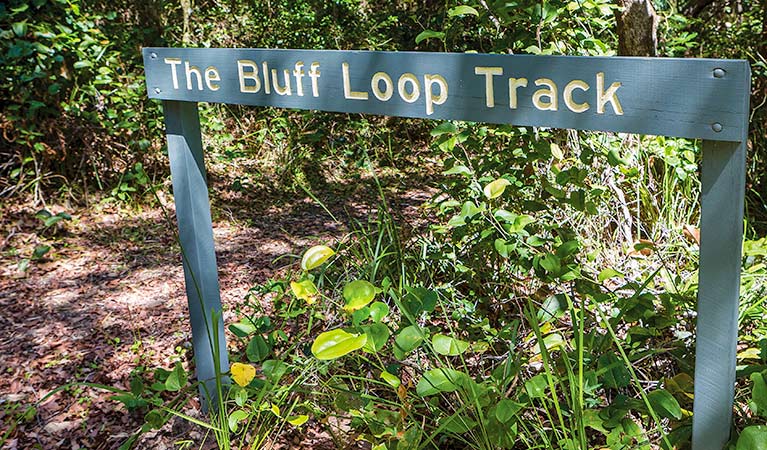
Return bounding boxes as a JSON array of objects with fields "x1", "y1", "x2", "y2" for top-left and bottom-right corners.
[
  {"x1": 143, "y1": 47, "x2": 750, "y2": 450},
  {"x1": 143, "y1": 48, "x2": 749, "y2": 141}
]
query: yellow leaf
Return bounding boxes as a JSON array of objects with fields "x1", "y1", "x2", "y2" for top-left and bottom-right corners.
[
  {"x1": 230, "y1": 362, "x2": 256, "y2": 387},
  {"x1": 290, "y1": 279, "x2": 318, "y2": 304},
  {"x1": 301, "y1": 245, "x2": 335, "y2": 271},
  {"x1": 738, "y1": 347, "x2": 761, "y2": 360},
  {"x1": 287, "y1": 414, "x2": 309, "y2": 426},
  {"x1": 483, "y1": 178, "x2": 511, "y2": 199},
  {"x1": 270, "y1": 403, "x2": 281, "y2": 417}
]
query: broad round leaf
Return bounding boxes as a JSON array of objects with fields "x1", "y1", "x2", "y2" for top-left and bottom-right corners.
[
  {"x1": 362, "y1": 323, "x2": 390, "y2": 353},
  {"x1": 230, "y1": 362, "x2": 256, "y2": 387},
  {"x1": 287, "y1": 415, "x2": 309, "y2": 427},
  {"x1": 395, "y1": 325, "x2": 425, "y2": 354},
  {"x1": 737, "y1": 425, "x2": 767, "y2": 450},
  {"x1": 228, "y1": 410, "x2": 249, "y2": 433},
  {"x1": 416, "y1": 368, "x2": 467, "y2": 396},
  {"x1": 432, "y1": 334, "x2": 469, "y2": 356},
  {"x1": 262, "y1": 359, "x2": 288, "y2": 383},
  {"x1": 368, "y1": 301, "x2": 390, "y2": 322},
  {"x1": 311, "y1": 329, "x2": 367, "y2": 360},
  {"x1": 483, "y1": 178, "x2": 511, "y2": 199},
  {"x1": 290, "y1": 279, "x2": 319, "y2": 304},
  {"x1": 749, "y1": 372, "x2": 767, "y2": 418},
  {"x1": 301, "y1": 245, "x2": 335, "y2": 271},
  {"x1": 342, "y1": 280, "x2": 377, "y2": 312},
  {"x1": 164, "y1": 363, "x2": 187, "y2": 392},
  {"x1": 495, "y1": 399, "x2": 525, "y2": 423},
  {"x1": 647, "y1": 389, "x2": 682, "y2": 420},
  {"x1": 229, "y1": 319, "x2": 257, "y2": 338},
  {"x1": 525, "y1": 374, "x2": 548, "y2": 398},
  {"x1": 246, "y1": 335, "x2": 271, "y2": 362}
]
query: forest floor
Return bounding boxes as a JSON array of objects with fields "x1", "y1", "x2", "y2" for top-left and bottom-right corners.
[{"x1": 0, "y1": 162, "x2": 436, "y2": 450}]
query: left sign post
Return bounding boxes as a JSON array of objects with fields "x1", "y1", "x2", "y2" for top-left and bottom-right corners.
[{"x1": 163, "y1": 99, "x2": 229, "y2": 409}]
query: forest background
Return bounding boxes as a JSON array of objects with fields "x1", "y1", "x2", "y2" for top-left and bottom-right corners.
[{"x1": 1, "y1": 0, "x2": 767, "y2": 449}]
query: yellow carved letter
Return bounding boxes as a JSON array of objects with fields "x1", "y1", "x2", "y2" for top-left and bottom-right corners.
[{"x1": 474, "y1": 66, "x2": 503, "y2": 107}]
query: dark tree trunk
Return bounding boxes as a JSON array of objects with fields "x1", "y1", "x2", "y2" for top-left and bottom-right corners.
[{"x1": 614, "y1": 0, "x2": 659, "y2": 56}]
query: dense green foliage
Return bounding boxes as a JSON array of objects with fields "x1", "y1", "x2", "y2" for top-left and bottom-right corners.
[
  {"x1": 1, "y1": 0, "x2": 766, "y2": 449},
  {"x1": 1, "y1": 0, "x2": 765, "y2": 219}
]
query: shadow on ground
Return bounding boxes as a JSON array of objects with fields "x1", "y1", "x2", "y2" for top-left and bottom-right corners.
[{"x1": 0, "y1": 167, "x2": 436, "y2": 449}]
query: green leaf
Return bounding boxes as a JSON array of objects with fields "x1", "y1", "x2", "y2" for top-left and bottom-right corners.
[
  {"x1": 539, "y1": 253, "x2": 561, "y2": 274},
  {"x1": 12, "y1": 22, "x2": 28, "y2": 37},
  {"x1": 287, "y1": 415, "x2": 309, "y2": 427},
  {"x1": 582, "y1": 409, "x2": 608, "y2": 434},
  {"x1": 362, "y1": 323, "x2": 390, "y2": 353},
  {"x1": 368, "y1": 301, "x2": 389, "y2": 322},
  {"x1": 737, "y1": 426, "x2": 767, "y2": 450},
  {"x1": 749, "y1": 372, "x2": 767, "y2": 418},
  {"x1": 510, "y1": 215, "x2": 535, "y2": 233},
  {"x1": 32, "y1": 245, "x2": 51, "y2": 260},
  {"x1": 598, "y1": 268, "x2": 624, "y2": 282},
  {"x1": 447, "y1": 5, "x2": 480, "y2": 17},
  {"x1": 246, "y1": 335, "x2": 271, "y2": 362},
  {"x1": 394, "y1": 325, "x2": 424, "y2": 354},
  {"x1": 381, "y1": 371, "x2": 401, "y2": 388},
  {"x1": 262, "y1": 359, "x2": 288, "y2": 383},
  {"x1": 416, "y1": 368, "x2": 467, "y2": 396},
  {"x1": 431, "y1": 334, "x2": 469, "y2": 356},
  {"x1": 440, "y1": 414, "x2": 477, "y2": 433},
  {"x1": 415, "y1": 30, "x2": 445, "y2": 44},
  {"x1": 607, "y1": 148, "x2": 629, "y2": 166},
  {"x1": 229, "y1": 319, "x2": 257, "y2": 338},
  {"x1": 525, "y1": 374, "x2": 548, "y2": 398},
  {"x1": 647, "y1": 389, "x2": 682, "y2": 420},
  {"x1": 73, "y1": 60, "x2": 93, "y2": 69},
  {"x1": 43, "y1": 215, "x2": 67, "y2": 227},
  {"x1": 165, "y1": 363, "x2": 187, "y2": 392},
  {"x1": 538, "y1": 295, "x2": 564, "y2": 322},
  {"x1": 443, "y1": 164, "x2": 473, "y2": 176},
  {"x1": 483, "y1": 178, "x2": 511, "y2": 199},
  {"x1": 111, "y1": 393, "x2": 147, "y2": 411},
  {"x1": 144, "y1": 410, "x2": 164, "y2": 429},
  {"x1": 301, "y1": 245, "x2": 335, "y2": 270},
  {"x1": 228, "y1": 410, "x2": 249, "y2": 433},
  {"x1": 431, "y1": 122, "x2": 457, "y2": 136},
  {"x1": 495, "y1": 399, "x2": 525, "y2": 423},
  {"x1": 233, "y1": 387, "x2": 248, "y2": 407},
  {"x1": 536, "y1": 333, "x2": 565, "y2": 353},
  {"x1": 311, "y1": 329, "x2": 367, "y2": 360},
  {"x1": 343, "y1": 280, "x2": 377, "y2": 312},
  {"x1": 494, "y1": 238, "x2": 516, "y2": 258},
  {"x1": 598, "y1": 353, "x2": 631, "y2": 389}
]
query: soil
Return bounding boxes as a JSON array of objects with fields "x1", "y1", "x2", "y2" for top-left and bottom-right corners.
[{"x1": 0, "y1": 166, "x2": 436, "y2": 450}]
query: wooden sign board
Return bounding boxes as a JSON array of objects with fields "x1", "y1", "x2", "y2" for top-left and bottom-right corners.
[
  {"x1": 144, "y1": 48, "x2": 749, "y2": 141},
  {"x1": 143, "y1": 48, "x2": 750, "y2": 450}
]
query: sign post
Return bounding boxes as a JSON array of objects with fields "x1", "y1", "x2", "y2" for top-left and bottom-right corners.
[{"x1": 143, "y1": 48, "x2": 750, "y2": 449}]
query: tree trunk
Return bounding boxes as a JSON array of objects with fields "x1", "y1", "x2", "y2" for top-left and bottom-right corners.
[{"x1": 614, "y1": 0, "x2": 658, "y2": 56}]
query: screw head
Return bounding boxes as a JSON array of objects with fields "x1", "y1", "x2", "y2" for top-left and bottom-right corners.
[
  {"x1": 713, "y1": 68, "x2": 725, "y2": 78},
  {"x1": 711, "y1": 122, "x2": 723, "y2": 132},
  {"x1": 154, "y1": 87, "x2": 161, "y2": 94},
  {"x1": 150, "y1": 52, "x2": 158, "y2": 59}
]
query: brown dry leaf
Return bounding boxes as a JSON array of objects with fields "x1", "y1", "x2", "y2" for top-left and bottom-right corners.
[{"x1": 683, "y1": 224, "x2": 700, "y2": 245}]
